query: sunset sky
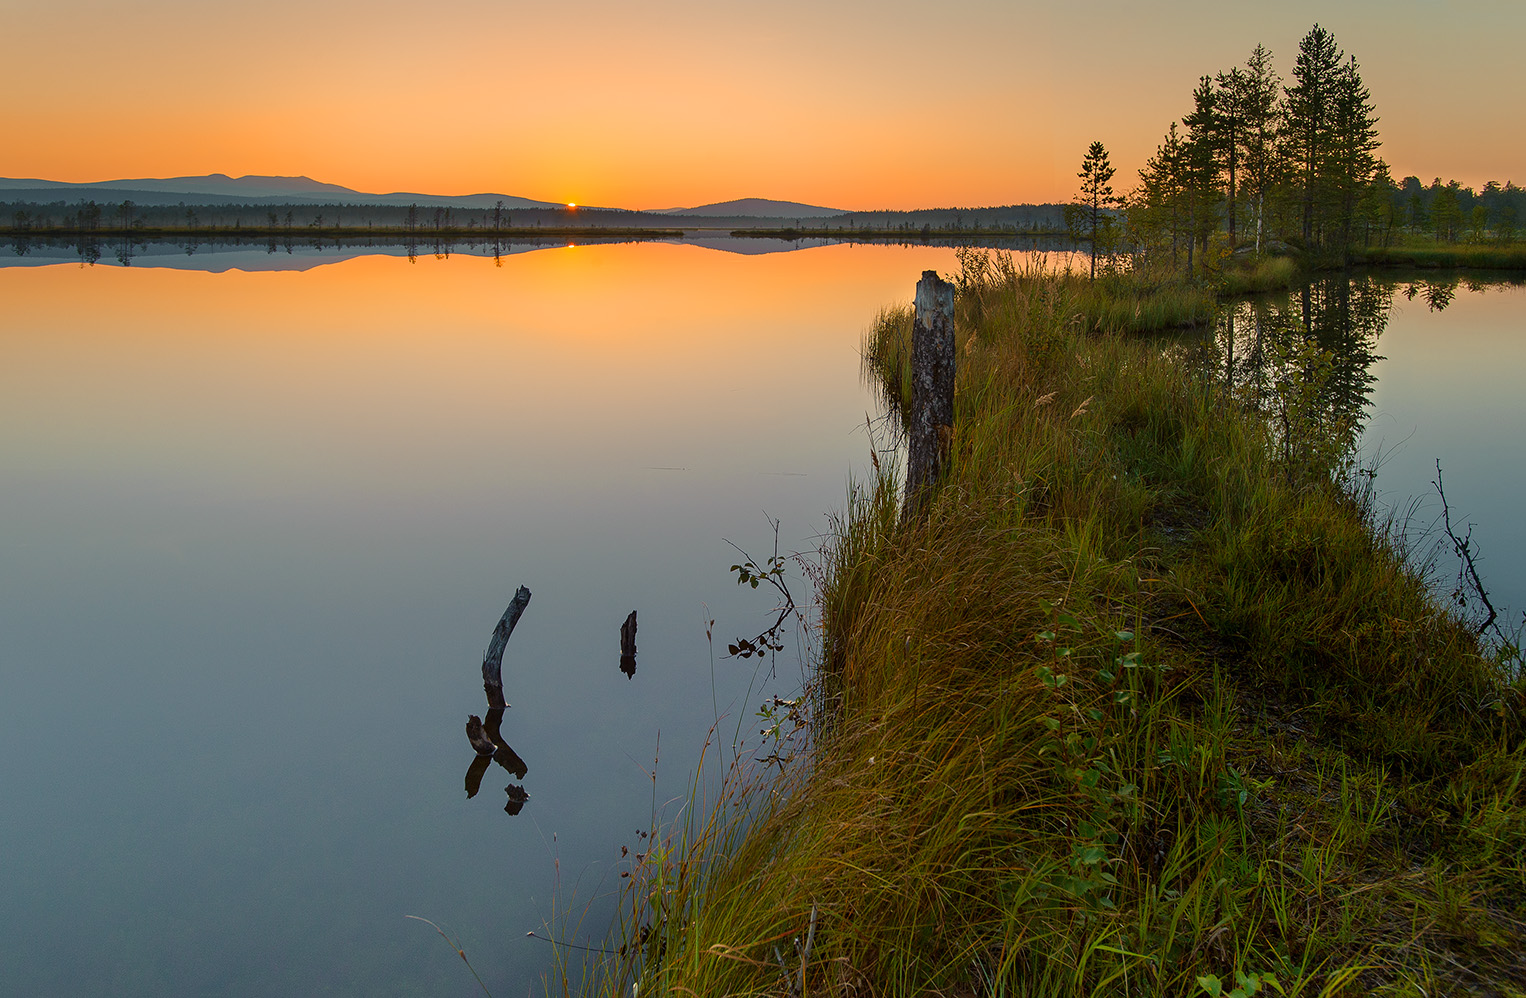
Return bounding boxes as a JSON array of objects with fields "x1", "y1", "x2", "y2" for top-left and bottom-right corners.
[{"x1": 5, "y1": 0, "x2": 1521, "y2": 210}]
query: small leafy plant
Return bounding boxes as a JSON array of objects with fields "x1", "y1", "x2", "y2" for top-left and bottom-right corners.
[{"x1": 1197, "y1": 969, "x2": 1283, "y2": 998}]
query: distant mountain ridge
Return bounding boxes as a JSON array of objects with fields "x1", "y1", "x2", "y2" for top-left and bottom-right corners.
[
  {"x1": 0, "y1": 174, "x2": 858, "y2": 219},
  {"x1": 0, "y1": 174, "x2": 570, "y2": 211}
]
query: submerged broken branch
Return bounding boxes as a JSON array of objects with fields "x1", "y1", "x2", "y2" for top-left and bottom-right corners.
[
  {"x1": 903, "y1": 270, "x2": 956, "y2": 522},
  {"x1": 482, "y1": 586, "x2": 532, "y2": 708}
]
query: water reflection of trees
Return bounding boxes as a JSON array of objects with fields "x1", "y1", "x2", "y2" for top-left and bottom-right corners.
[
  {"x1": 1184, "y1": 276, "x2": 1396, "y2": 461},
  {"x1": 1403, "y1": 280, "x2": 1455, "y2": 311}
]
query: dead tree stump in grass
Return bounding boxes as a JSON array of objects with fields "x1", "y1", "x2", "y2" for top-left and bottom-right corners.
[{"x1": 903, "y1": 269, "x2": 956, "y2": 521}]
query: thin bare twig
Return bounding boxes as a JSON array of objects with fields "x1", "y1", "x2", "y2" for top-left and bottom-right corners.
[{"x1": 1434, "y1": 460, "x2": 1499, "y2": 638}]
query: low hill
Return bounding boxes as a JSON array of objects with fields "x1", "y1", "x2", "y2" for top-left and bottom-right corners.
[{"x1": 659, "y1": 197, "x2": 846, "y2": 219}]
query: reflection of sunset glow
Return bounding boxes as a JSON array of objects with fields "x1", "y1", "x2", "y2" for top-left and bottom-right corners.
[
  {"x1": 0, "y1": 242, "x2": 977, "y2": 377},
  {"x1": 0, "y1": 242, "x2": 981, "y2": 530},
  {"x1": 0, "y1": 240, "x2": 979, "y2": 998}
]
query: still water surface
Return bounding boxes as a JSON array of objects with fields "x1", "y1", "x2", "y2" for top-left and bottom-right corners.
[
  {"x1": 0, "y1": 241, "x2": 971, "y2": 996},
  {"x1": 2, "y1": 245, "x2": 1521, "y2": 996},
  {"x1": 1362, "y1": 279, "x2": 1526, "y2": 620}
]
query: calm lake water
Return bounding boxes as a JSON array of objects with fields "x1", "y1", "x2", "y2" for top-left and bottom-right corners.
[
  {"x1": 2, "y1": 243, "x2": 1521, "y2": 996},
  {"x1": 1361, "y1": 278, "x2": 1526, "y2": 627},
  {"x1": 3, "y1": 238, "x2": 1030, "y2": 998}
]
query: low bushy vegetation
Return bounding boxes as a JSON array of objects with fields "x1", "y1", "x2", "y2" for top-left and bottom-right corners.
[{"x1": 1349, "y1": 242, "x2": 1526, "y2": 271}]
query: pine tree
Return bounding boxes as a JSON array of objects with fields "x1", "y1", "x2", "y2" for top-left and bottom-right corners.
[
  {"x1": 1326, "y1": 55, "x2": 1381, "y2": 253},
  {"x1": 1073, "y1": 141, "x2": 1120, "y2": 280},
  {"x1": 1135, "y1": 122, "x2": 1189, "y2": 272},
  {"x1": 1284, "y1": 24, "x2": 1344, "y2": 247},
  {"x1": 1181, "y1": 77, "x2": 1222, "y2": 272},
  {"x1": 1357, "y1": 159, "x2": 1396, "y2": 248},
  {"x1": 1431, "y1": 180, "x2": 1462, "y2": 242},
  {"x1": 1236, "y1": 44, "x2": 1282, "y2": 255},
  {"x1": 1212, "y1": 66, "x2": 1246, "y2": 246}
]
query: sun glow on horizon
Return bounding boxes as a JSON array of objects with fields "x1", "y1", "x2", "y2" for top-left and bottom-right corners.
[{"x1": 0, "y1": 1, "x2": 1520, "y2": 208}]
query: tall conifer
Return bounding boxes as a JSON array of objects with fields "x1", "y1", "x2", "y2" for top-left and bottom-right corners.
[
  {"x1": 1074, "y1": 141, "x2": 1120, "y2": 280},
  {"x1": 1327, "y1": 56, "x2": 1381, "y2": 253},
  {"x1": 1236, "y1": 44, "x2": 1282, "y2": 255},
  {"x1": 1285, "y1": 24, "x2": 1344, "y2": 246}
]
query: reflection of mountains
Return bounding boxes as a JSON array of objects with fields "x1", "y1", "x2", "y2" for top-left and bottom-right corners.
[
  {"x1": 0, "y1": 235, "x2": 683, "y2": 272},
  {"x1": 4, "y1": 232, "x2": 1080, "y2": 270}
]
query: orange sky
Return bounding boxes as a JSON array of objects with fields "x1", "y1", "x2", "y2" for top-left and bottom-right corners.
[{"x1": 4, "y1": 0, "x2": 1522, "y2": 210}]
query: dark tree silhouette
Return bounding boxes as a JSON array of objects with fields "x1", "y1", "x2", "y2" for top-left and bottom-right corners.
[{"x1": 1073, "y1": 141, "x2": 1121, "y2": 280}]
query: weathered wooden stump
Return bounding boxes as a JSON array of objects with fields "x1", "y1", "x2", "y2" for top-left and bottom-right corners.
[
  {"x1": 482, "y1": 586, "x2": 531, "y2": 708},
  {"x1": 466, "y1": 589, "x2": 533, "y2": 808},
  {"x1": 902, "y1": 270, "x2": 956, "y2": 520},
  {"x1": 619, "y1": 610, "x2": 638, "y2": 679}
]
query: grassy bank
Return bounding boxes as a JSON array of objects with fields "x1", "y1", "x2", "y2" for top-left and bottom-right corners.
[
  {"x1": 576, "y1": 255, "x2": 1525, "y2": 998},
  {"x1": 1348, "y1": 243, "x2": 1526, "y2": 270}
]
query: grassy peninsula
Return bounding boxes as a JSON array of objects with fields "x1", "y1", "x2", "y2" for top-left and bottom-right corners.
[{"x1": 572, "y1": 251, "x2": 1525, "y2": 997}]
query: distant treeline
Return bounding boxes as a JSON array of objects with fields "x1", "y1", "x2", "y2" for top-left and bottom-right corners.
[
  {"x1": 791, "y1": 204, "x2": 1067, "y2": 233},
  {"x1": 1, "y1": 197, "x2": 1068, "y2": 237},
  {"x1": 1388, "y1": 176, "x2": 1523, "y2": 244},
  {"x1": 1, "y1": 199, "x2": 645, "y2": 234}
]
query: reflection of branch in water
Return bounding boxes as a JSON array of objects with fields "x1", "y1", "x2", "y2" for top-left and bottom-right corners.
[
  {"x1": 485, "y1": 709, "x2": 528, "y2": 779},
  {"x1": 1404, "y1": 280, "x2": 1457, "y2": 312},
  {"x1": 464, "y1": 755, "x2": 492, "y2": 799},
  {"x1": 461, "y1": 591, "x2": 534, "y2": 813},
  {"x1": 465, "y1": 707, "x2": 529, "y2": 799}
]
